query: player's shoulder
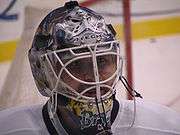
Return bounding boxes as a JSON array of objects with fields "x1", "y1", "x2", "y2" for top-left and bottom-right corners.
[
  {"x1": 116, "y1": 99, "x2": 180, "y2": 134},
  {"x1": 0, "y1": 104, "x2": 42, "y2": 120},
  {"x1": 0, "y1": 104, "x2": 47, "y2": 135},
  {"x1": 122, "y1": 99, "x2": 180, "y2": 122},
  {"x1": 135, "y1": 99, "x2": 180, "y2": 117},
  {"x1": 120, "y1": 98, "x2": 179, "y2": 115}
]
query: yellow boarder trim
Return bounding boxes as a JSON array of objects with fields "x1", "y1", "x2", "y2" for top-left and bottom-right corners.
[
  {"x1": 114, "y1": 16, "x2": 180, "y2": 40},
  {"x1": 0, "y1": 39, "x2": 20, "y2": 62}
]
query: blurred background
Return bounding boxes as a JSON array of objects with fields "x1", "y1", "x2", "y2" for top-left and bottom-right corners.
[{"x1": 0, "y1": 0, "x2": 180, "y2": 113}]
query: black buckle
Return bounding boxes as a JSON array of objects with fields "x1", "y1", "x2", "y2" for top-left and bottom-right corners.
[
  {"x1": 107, "y1": 24, "x2": 117, "y2": 36},
  {"x1": 64, "y1": 1, "x2": 79, "y2": 10}
]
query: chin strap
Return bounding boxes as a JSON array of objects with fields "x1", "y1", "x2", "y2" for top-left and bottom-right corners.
[
  {"x1": 119, "y1": 76, "x2": 143, "y2": 99},
  {"x1": 119, "y1": 76, "x2": 142, "y2": 129}
]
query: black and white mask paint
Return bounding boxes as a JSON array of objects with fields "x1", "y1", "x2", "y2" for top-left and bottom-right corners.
[{"x1": 29, "y1": 1, "x2": 122, "y2": 134}]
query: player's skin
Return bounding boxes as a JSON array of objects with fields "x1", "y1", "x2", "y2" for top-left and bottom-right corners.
[{"x1": 61, "y1": 55, "x2": 117, "y2": 97}]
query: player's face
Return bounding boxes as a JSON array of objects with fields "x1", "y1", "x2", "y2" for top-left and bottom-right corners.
[{"x1": 60, "y1": 55, "x2": 117, "y2": 97}]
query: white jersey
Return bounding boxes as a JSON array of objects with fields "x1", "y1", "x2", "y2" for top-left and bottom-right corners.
[{"x1": 0, "y1": 99, "x2": 180, "y2": 135}]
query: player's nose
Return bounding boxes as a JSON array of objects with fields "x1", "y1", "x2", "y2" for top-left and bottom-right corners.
[{"x1": 83, "y1": 71, "x2": 95, "y2": 82}]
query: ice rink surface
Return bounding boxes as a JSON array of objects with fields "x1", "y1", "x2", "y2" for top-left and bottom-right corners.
[{"x1": 132, "y1": 35, "x2": 180, "y2": 113}]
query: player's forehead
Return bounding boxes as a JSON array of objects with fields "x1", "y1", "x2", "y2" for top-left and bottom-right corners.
[
  {"x1": 44, "y1": 40, "x2": 119, "y2": 60},
  {"x1": 67, "y1": 55, "x2": 116, "y2": 66}
]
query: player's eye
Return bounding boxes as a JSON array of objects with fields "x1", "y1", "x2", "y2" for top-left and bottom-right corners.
[
  {"x1": 97, "y1": 57, "x2": 108, "y2": 67},
  {"x1": 71, "y1": 61, "x2": 81, "y2": 69}
]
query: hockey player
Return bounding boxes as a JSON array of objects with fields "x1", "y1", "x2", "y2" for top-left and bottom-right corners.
[{"x1": 0, "y1": 1, "x2": 180, "y2": 135}]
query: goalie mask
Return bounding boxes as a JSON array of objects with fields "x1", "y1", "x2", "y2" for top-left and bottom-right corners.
[{"x1": 29, "y1": 1, "x2": 122, "y2": 134}]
